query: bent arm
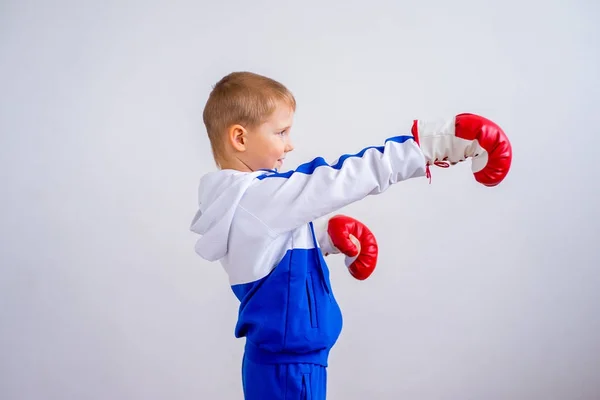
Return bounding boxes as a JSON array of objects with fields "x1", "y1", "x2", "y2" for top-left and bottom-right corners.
[{"x1": 239, "y1": 135, "x2": 427, "y2": 235}]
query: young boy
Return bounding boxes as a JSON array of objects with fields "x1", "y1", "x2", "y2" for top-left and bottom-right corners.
[{"x1": 190, "y1": 72, "x2": 511, "y2": 399}]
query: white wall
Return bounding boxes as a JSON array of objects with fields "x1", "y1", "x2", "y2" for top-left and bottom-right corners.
[{"x1": 1, "y1": 0, "x2": 599, "y2": 399}]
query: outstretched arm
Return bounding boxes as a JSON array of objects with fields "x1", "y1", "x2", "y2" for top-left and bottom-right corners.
[
  {"x1": 240, "y1": 112, "x2": 512, "y2": 235},
  {"x1": 239, "y1": 135, "x2": 427, "y2": 235}
]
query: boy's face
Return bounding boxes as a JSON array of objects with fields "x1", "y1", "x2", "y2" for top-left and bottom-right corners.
[{"x1": 241, "y1": 102, "x2": 295, "y2": 171}]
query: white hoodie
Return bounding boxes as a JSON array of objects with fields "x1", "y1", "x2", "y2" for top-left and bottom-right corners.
[{"x1": 189, "y1": 134, "x2": 427, "y2": 365}]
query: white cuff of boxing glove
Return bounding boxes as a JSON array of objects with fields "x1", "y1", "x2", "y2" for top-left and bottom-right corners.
[
  {"x1": 416, "y1": 116, "x2": 488, "y2": 167},
  {"x1": 313, "y1": 216, "x2": 339, "y2": 255}
]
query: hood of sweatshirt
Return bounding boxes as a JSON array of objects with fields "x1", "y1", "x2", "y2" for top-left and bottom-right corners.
[{"x1": 189, "y1": 169, "x2": 263, "y2": 261}]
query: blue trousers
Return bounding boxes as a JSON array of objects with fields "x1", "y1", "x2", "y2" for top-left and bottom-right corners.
[{"x1": 242, "y1": 355, "x2": 327, "y2": 399}]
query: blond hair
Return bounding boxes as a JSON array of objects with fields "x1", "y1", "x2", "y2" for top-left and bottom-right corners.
[{"x1": 202, "y1": 71, "x2": 296, "y2": 167}]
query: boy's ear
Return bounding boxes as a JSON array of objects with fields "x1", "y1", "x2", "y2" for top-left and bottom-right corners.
[{"x1": 228, "y1": 124, "x2": 248, "y2": 152}]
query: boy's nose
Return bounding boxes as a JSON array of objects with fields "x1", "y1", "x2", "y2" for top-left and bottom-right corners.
[{"x1": 285, "y1": 140, "x2": 294, "y2": 152}]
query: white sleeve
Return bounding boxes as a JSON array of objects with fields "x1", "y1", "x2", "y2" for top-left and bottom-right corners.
[{"x1": 238, "y1": 135, "x2": 427, "y2": 235}]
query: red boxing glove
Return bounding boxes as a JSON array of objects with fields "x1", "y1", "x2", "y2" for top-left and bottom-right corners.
[
  {"x1": 412, "y1": 113, "x2": 512, "y2": 186},
  {"x1": 315, "y1": 215, "x2": 379, "y2": 280}
]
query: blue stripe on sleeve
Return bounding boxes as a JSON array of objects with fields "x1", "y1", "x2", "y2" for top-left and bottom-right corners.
[{"x1": 257, "y1": 135, "x2": 414, "y2": 180}]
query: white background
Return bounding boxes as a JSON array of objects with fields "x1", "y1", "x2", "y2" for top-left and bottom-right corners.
[{"x1": 1, "y1": 0, "x2": 599, "y2": 399}]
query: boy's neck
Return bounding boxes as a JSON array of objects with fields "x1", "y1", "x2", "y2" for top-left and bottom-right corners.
[{"x1": 219, "y1": 156, "x2": 253, "y2": 173}]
